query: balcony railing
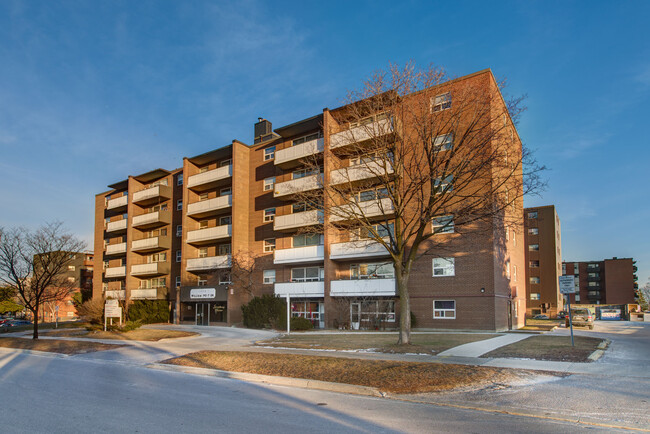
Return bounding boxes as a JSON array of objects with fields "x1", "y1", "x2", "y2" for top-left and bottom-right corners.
[
  {"x1": 132, "y1": 236, "x2": 169, "y2": 253},
  {"x1": 186, "y1": 225, "x2": 232, "y2": 244},
  {"x1": 105, "y1": 290, "x2": 125, "y2": 300},
  {"x1": 130, "y1": 288, "x2": 159, "y2": 300},
  {"x1": 132, "y1": 210, "x2": 171, "y2": 229},
  {"x1": 274, "y1": 210, "x2": 323, "y2": 231},
  {"x1": 330, "y1": 197, "x2": 394, "y2": 222},
  {"x1": 330, "y1": 118, "x2": 394, "y2": 149},
  {"x1": 106, "y1": 219, "x2": 127, "y2": 233},
  {"x1": 274, "y1": 281, "x2": 324, "y2": 298},
  {"x1": 330, "y1": 161, "x2": 394, "y2": 185},
  {"x1": 106, "y1": 195, "x2": 128, "y2": 210},
  {"x1": 330, "y1": 278, "x2": 396, "y2": 297},
  {"x1": 273, "y1": 245, "x2": 324, "y2": 264},
  {"x1": 187, "y1": 195, "x2": 232, "y2": 218},
  {"x1": 105, "y1": 242, "x2": 127, "y2": 255},
  {"x1": 104, "y1": 266, "x2": 126, "y2": 278},
  {"x1": 132, "y1": 185, "x2": 171, "y2": 204},
  {"x1": 186, "y1": 255, "x2": 231, "y2": 272},
  {"x1": 329, "y1": 239, "x2": 390, "y2": 260},
  {"x1": 130, "y1": 262, "x2": 169, "y2": 277},
  {"x1": 274, "y1": 174, "x2": 323, "y2": 198},
  {"x1": 275, "y1": 138, "x2": 324, "y2": 168},
  {"x1": 187, "y1": 165, "x2": 232, "y2": 190}
]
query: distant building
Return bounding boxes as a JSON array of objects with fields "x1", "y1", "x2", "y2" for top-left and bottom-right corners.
[
  {"x1": 523, "y1": 205, "x2": 563, "y2": 317},
  {"x1": 562, "y1": 258, "x2": 638, "y2": 305}
]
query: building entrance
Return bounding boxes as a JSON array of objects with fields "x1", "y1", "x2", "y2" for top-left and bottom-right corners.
[{"x1": 196, "y1": 303, "x2": 210, "y2": 326}]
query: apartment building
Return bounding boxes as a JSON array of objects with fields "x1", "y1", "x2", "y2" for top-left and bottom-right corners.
[
  {"x1": 562, "y1": 257, "x2": 638, "y2": 305},
  {"x1": 523, "y1": 205, "x2": 563, "y2": 317},
  {"x1": 94, "y1": 68, "x2": 526, "y2": 330}
]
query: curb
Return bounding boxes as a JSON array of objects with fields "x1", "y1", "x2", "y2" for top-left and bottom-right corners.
[
  {"x1": 146, "y1": 362, "x2": 384, "y2": 397},
  {"x1": 588, "y1": 339, "x2": 611, "y2": 362}
]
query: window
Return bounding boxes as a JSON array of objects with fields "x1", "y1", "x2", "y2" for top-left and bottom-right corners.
[
  {"x1": 264, "y1": 177, "x2": 275, "y2": 191},
  {"x1": 562, "y1": 263, "x2": 567, "y2": 275},
  {"x1": 220, "y1": 187, "x2": 232, "y2": 196},
  {"x1": 432, "y1": 257, "x2": 455, "y2": 276},
  {"x1": 527, "y1": 211, "x2": 538, "y2": 219},
  {"x1": 513, "y1": 231, "x2": 516, "y2": 247},
  {"x1": 513, "y1": 265, "x2": 518, "y2": 282},
  {"x1": 148, "y1": 252, "x2": 166, "y2": 263},
  {"x1": 291, "y1": 267, "x2": 324, "y2": 282},
  {"x1": 176, "y1": 250, "x2": 182, "y2": 262},
  {"x1": 530, "y1": 293, "x2": 541, "y2": 300},
  {"x1": 530, "y1": 260, "x2": 539, "y2": 268},
  {"x1": 177, "y1": 174, "x2": 183, "y2": 186},
  {"x1": 530, "y1": 276, "x2": 540, "y2": 284},
  {"x1": 505, "y1": 261, "x2": 511, "y2": 279},
  {"x1": 358, "y1": 187, "x2": 389, "y2": 202},
  {"x1": 433, "y1": 300, "x2": 455, "y2": 319},
  {"x1": 434, "y1": 175, "x2": 453, "y2": 193},
  {"x1": 67, "y1": 277, "x2": 75, "y2": 283},
  {"x1": 292, "y1": 233, "x2": 323, "y2": 247},
  {"x1": 264, "y1": 239, "x2": 275, "y2": 252},
  {"x1": 351, "y1": 222, "x2": 394, "y2": 240},
  {"x1": 198, "y1": 247, "x2": 208, "y2": 258},
  {"x1": 264, "y1": 208, "x2": 276, "y2": 222},
  {"x1": 197, "y1": 277, "x2": 208, "y2": 287},
  {"x1": 292, "y1": 167, "x2": 320, "y2": 179},
  {"x1": 528, "y1": 244, "x2": 539, "y2": 251},
  {"x1": 528, "y1": 228, "x2": 539, "y2": 235},
  {"x1": 349, "y1": 112, "x2": 389, "y2": 128},
  {"x1": 175, "y1": 276, "x2": 181, "y2": 288},
  {"x1": 292, "y1": 132, "x2": 322, "y2": 146},
  {"x1": 177, "y1": 200, "x2": 183, "y2": 211},
  {"x1": 219, "y1": 159, "x2": 232, "y2": 167},
  {"x1": 199, "y1": 193, "x2": 209, "y2": 201},
  {"x1": 68, "y1": 265, "x2": 76, "y2": 271},
  {"x1": 350, "y1": 150, "x2": 393, "y2": 166},
  {"x1": 218, "y1": 244, "x2": 231, "y2": 255},
  {"x1": 433, "y1": 133, "x2": 453, "y2": 151},
  {"x1": 432, "y1": 215, "x2": 454, "y2": 234},
  {"x1": 200, "y1": 220, "x2": 209, "y2": 229},
  {"x1": 351, "y1": 262, "x2": 394, "y2": 279},
  {"x1": 139, "y1": 277, "x2": 166, "y2": 289},
  {"x1": 431, "y1": 92, "x2": 452, "y2": 112},
  {"x1": 219, "y1": 216, "x2": 232, "y2": 225},
  {"x1": 200, "y1": 166, "x2": 210, "y2": 173},
  {"x1": 588, "y1": 281, "x2": 599, "y2": 287},
  {"x1": 263, "y1": 270, "x2": 276, "y2": 284},
  {"x1": 103, "y1": 260, "x2": 109, "y2": 270},
  {"x1": 575, "y1": 294, "x2": 581, "y2": 302},
  {"x1": 264, "y1": 146, "x2": 275, "y2": 161}
]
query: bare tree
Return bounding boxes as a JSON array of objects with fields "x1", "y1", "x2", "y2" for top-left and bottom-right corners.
[
  {"x1": 0, "y1": 222, "x2": 85, "y2": 339},
  {"x1": 228, "y1": 250, "x2": 264, "y2": 297},
  {"x1": 294, "y1": 63, "x2": 544, "y2": 344}
]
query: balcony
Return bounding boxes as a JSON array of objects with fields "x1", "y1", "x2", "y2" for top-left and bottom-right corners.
[
  {"x1": 106, "y1": 219, "x2": 127, "y2": 233},
  {"x1": 186, "y1": 225, "x2": 232, "y2": 245},
  {"x1": 330, "y1": 197, "x2": 394, "y2": 222},
  {"x1": 330, "y1": 278, "x2": 396, "y2": 297},
  {"x1": 330, "y1": 161, "x2": 394, "y2": 186},
  {"x1": 275, "y1": 138, "x2": 324, "y2": 168},
  {"x1": 274, "y1": 210, "x2": 323, "y2": 231},
  {"x1": 105, "y1": 242, "x2": 127, "y2": 255},
  {"x1": 186, "y1": 255, "x2": 231, "y2": 272},
  {"x1": 330, "y1": 239, "x2": 390, "y2": 260},
  {"x1": 187, "y1": 165, "x2": 232, "y2": 191},
  {"x1": 106, "y1": 195, "x2": 128, "y2": 210},
  {"x1": 104, "y1": 266, "x2": 126, "y2": 278},
  {"x1": 131, "y1": 262, "x2": 169, "y2": 277},
  {"x1": 330, "y1": 118, "x2": 395, "y2": 150},
  {"x1": 587, "y1": 275, "x2": 601, "y2": 282},
  {"x1": 587, "y1": 291, "x2": 602, "y2": 300},
  {"x1": 132, "y1": 185, "x2": 171, "y2": 205},
  {"x1": 132, "y1": 236, "x2": 170, "y2": 253},
  {"x1": 105, "y1": 290, "x2": 125, "y2": 300},
  {"x1": 130, "y1": 288, "x2": 161, "y2": 300},
  {"x1": 274, "y1": 174, "x2": 323, "y2": 199},
  {"x1": 274, "y1": 245, "x2": 324, "y2": 264},
  {"x1": 187, "y1": 195, "x2": 232, "y2": 218},
  {"x1": 274, "y1": 281, "x2": 324, "y2": 298},
  {"x1": 132, "y1": 210, "x2": 171, "y2": 229}
]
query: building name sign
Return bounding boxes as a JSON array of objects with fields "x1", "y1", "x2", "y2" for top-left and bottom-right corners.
[
  {"x1": 559, "y1": 275, "x2": 576, "y2": 294},
  {"x1": 105, "y1": 306, "x2": 122, "y2": 318},
  {"x1": 190, "y1": 288, "x2": 216, "y2": 299}
]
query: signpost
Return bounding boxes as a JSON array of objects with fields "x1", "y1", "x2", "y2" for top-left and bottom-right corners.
[
  {"x1": 286, "y1": 295, "x2": 291, "y2": 335},
  {"x1": 104, "y1": 299, "x2": 122, "y2": 331},
  {"x1": 559, "y1": 275, "x2": 576, "y2": 347}
]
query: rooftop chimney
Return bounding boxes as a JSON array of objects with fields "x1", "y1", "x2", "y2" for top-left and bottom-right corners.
[{"x1": 254, "y1": 118, "x2": 272, "y2": 141}]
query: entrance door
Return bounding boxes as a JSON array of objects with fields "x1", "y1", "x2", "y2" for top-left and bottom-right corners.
[
  {"x1": 196, "y1": 303, "x2": 210, "y2": 326},
  {"x1": 350, "y1": 303, "x2": 361, "y2": 330}
]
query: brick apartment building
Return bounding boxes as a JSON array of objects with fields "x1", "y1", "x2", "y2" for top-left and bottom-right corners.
[
  {"x1": 562, "y1": 257, "x2": 638, "y2": 305},
  {"x1": 523, "y1": 205, "x2": 563, "y2": 318},
  {"x1": 93, "y1": 69, "x2": 526, "y2": 331}
]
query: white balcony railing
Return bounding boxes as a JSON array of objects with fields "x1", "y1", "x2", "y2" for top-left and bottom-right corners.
[
  {"x1": 130, "y1": 288, "x2": 158, "y2": 300},
  {"x1": 186, "y1": 255, "x2": 231, "y2": 271},
  {"x1": 330, "y1": 161, "x2": 394, "y2": 185},
  {"x1": 274, "y1": 174, "x2": 322, "y2": 198},
  {"x1": 105, "y1": 266, "x2": 126, "y2": 278},
  {"x1": 106, "y1": 219, "x2": 127, "y2": 232},
  {"x1": 105, "y1": 243, "x2": 127, "y2": 255},
  {"x1": 329, "y1": 239, "x2": 390, "y2": 260},
  {"x1": 274, "y1": 210, "x2": 323, "y2": 231},
  {"x1": 132, "y1": 185, "x2": 171, "y2": 204},
  {"x1": 186, "y1": 225, "x2": 232, "y2": 244},
  {"x1": 187, "y1": 195, "x2": 232, "y2": 217},
  {"x1": 273, "y1": 245, "x2": 324, "y2": 264},
  {"x1": 132, "y1": 237, "x2": 168, "y2": 252},
  {"x1": 330, "y1": 118, "x2": 394, "y2": 149},
  {"x1": 131, "y1": 262, "x2": 169, "y2": 276},
  {"x1": 132, "y1": 211, "x2": 170, "y2": 228},
  {"x1": 330, "y1": 278, "x2": 396, "y2": 297},
  {"x1": 105, "y1": 290, "x2": 125, "y2": 300},
  {"x1": 274, "y1": 281, "x2": 325, "y2": 298},
  {"x1": 187, "y1": 165, "x2": 232, "y2": 189},
  {"x1": 275, "y1": 138, "x2": 324, "y2": 166},
  {"x1": 106, "y1": 195, "x2": 128, "y2": 210},
  {"x1": 329, "y1": 197, "x2": 394, "y2": 222}
]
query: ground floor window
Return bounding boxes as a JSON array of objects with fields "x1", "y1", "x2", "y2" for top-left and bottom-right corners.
[
  {"x1": 290, "y1": 300, "x2": 324, "y2": 328},
  {"x1": 433, "y1": 300, "x2": 456, "y2": 319},
  {"x1": 330, "y1": 299, "x2": 396, "y2": 330}
]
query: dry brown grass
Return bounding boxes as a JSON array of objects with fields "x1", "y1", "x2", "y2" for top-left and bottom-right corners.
[
  {"x1": 483, "y1": 335, "x2": 604, "y2": 362},
  {"x1": 257, "y1": 333, "x2": 500, "y2": 355},
  {"x1": 0, "y1": 337, "x2": 124, "y2": 355},
  {"x1": 43, "y1": 328, "x2": 197, "y2": 341},
  {"x1": 164, "y1": 351, "x2": 531, "y2": 394}
]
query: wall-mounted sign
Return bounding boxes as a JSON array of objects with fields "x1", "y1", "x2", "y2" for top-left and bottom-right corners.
[
  {"x1": 190, "y1": 288, "x2": 216, "y2": 299},
  {"x1": 601, "y1": 309, "x2": 621, "y2": 320}
]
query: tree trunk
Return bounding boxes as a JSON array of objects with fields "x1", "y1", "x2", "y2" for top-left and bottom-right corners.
[
  {"x1": 32, "y1": 305, "x2": 39, "y2": 340},
  {"x1": 396, "y1": 271, "x2": 411, "y2": 345}
]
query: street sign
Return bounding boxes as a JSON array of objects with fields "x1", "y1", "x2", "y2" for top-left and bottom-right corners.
[{"x1": 559, "y1": 275, "x2": 576, "y2": 294}]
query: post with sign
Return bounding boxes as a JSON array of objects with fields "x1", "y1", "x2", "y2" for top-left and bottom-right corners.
[
  {"x1": 286, "y1": 295, "x2": 291, "y2": 335},
  {"x1": 104, "y1": 299, "x2": 123, "y2": 331},
  {"x1": 559, "y1": 275, "x2": 576, "y2": 347}
]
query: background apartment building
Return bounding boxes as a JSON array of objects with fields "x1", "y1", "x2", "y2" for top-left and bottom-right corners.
[
  {"x1": 94, "y1": 69, "x2": 526, "y2": 331},
  {"x1": 562, "y1": 257, "x2": 638, "y2": 305},
  {"x1": 523, "y1": 205, "x2": 563, "y2": 317}
]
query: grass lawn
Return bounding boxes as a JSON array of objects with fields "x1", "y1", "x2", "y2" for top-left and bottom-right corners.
[
  {"x1": 0, "y1": 321, "x2": 87, "y2": 334},
  {"x1": 42, "y1": 328, "x2": 198, "y2": 341},
  {"x1": 257, "y1": 333, "x2": 500, "y2": 355},
  {"x1": 0, "y1": 337, "x2": 124, "y2": 355},
  {"x1": 483, "y1": 335, "x2": 605, "y2": 362},
  {"x1": 164, "y1": 351, "x2": 535, "y2": 394}
]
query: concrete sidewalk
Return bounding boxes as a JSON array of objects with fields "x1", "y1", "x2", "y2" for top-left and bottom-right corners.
[{"x1": 437, "y1": 333, "x2": 533, "y2": 357}]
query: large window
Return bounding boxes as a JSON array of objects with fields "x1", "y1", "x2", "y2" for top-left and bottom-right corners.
[
  {"x1": 218, "y1": 244, "x2": 231, "y2": 255},
  {"x1": 349, "y1": 112, "x2": 389, "y2": 128},
  {"x1": 432, "y1": 215, "x2": 454, "y2": 234},
  {"x1": 431, "y1": 92, "x2": 452, "y2": 112},
  {"x1": 350, "y1": 262, "x2": 394, "y2": 279},
  {"x1": 292, "y1": 167, "x2": 320, "y2": 179},
  {"x1": 433, "y1": 300, "x2": 455, "y2": 319},
  {"x1": 433, "y1": 133, "x2": 453, "y2": 151},
  {"x1": 139, "y1": 277, "x2": 166, "y2": 289},
  {"x1": 292, "y1": 233, "x2": 323, "y2": 247},
  {"x1": 432, "y1": 257, "x2": 455, "y2": 276},
  {"x1": 350, "y1": 150, "x2": 393, "y2": 166},
  {"x1": 358, "y1": 187, "x2": 389, "y2": 202},
  {"x1": 292, "y1": 132, "x2": 322, "y2": 146},
  {"x1": 147, "y1": 252, "x2": 166, "y2": 263},
  {"x1": 291, "y1": 266, "x2": 324, "y2": 282},
  {"x1": 351, "y1": 222, "x2": 394, "y2": 240}
]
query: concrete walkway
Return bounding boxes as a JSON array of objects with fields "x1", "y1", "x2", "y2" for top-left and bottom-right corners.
[{"x1": 437, "y1": 333, "x2": 533, "y2": 357}]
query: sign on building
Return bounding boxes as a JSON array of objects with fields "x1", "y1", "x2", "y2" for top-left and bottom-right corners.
[
  {"x1": 559, "y1": 276, "x2": 576, "y2": 294},
  {"x1": 190, "y1": 288, "x2": 216, "y2": 299}
]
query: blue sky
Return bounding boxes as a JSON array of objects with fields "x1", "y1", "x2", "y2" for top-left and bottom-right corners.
[{"x1": 1, "y1": 1, "x2": 648, "y2": 287}]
